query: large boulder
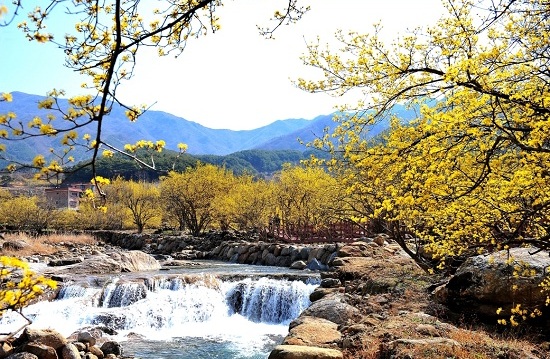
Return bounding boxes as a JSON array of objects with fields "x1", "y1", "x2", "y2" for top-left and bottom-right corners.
[
  {"x1": 268, "y1": 345, "x2": 342, "y2": 359},
  {"x1": 283, "y1": 316, "x2": 341, "y2": 347},
  {"x1": 434, "y1": 247, "x2": 550, "y2": 317},
  {"x1": 46, "y1": 255, "x2": 122, "y2": 275},
  {"x1": 300, "y1": 299, "x2": 362, "y2": 326},
  {"x1": 114, "y1": 251, "x2": 161, "y2": 272},
  {"x1": 19, "y1": 328, "x2": 67, "y2": 350},
  {"x1": 44, "y1": 250, "x2": 160, "y2": 276},
  {"x1": 60, "y1": 343, "x2": 82, "y2": 359},
  {"x1": 21, "y1": 342, "x2": 57, "y2": 359}
]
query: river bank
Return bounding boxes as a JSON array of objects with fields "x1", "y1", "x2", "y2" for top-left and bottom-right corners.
[{"x1": 2, "y1": 231, "x2": 550, "y2": 358}]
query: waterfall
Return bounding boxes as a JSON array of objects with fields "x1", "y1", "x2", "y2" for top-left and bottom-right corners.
[
  {"x1": 225, "y1": 277, "x2": 313, "y2": 324},
  {"x1": 100, "y1": 281, "x2": 148, "y2": 308},
  {"x1": 1, "y1": 272, "x2": 317, "y2": 335},
  {"x1": 0, "y1": 266, "x2": 319, "y2": 358},
  {"x1": 57, "y1": 283, "x2": 98, "y2": 299}
]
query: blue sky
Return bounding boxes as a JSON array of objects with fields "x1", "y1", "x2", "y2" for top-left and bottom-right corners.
[{"x1": 1, "y1": 0, "x2": 444, "y2": 130}]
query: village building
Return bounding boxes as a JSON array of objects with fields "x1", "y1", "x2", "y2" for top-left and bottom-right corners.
[{"x1": 44, "y1": 186, "x2": 84, "y2": 210}]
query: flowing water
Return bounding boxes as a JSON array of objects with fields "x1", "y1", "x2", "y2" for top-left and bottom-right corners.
[{"x1": 0, "y1": 261, "x2": 320, "y2": 358}]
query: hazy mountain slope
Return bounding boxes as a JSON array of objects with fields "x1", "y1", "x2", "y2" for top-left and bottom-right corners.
[
  {"x1": 0, "y1": 92, "x2": 415, "y2": 167},
  {"x1": 255, "y1": 106, "x2": 418, "y2": 150},
  {"x1": 0, "y1": 92, "x2": 312, "y2": 165},
  {"x1": 254, "y1": 114, "x2": 335, "y2": 151}
]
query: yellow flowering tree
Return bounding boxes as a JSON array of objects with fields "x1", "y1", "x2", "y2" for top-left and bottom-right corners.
[
  {"x1": 108, "y1": 177, "x2": 161, "y2": 233},
  {"x1": 272, "y1": 165, "x2": 345, "y2": 241},
  {"x1": 0, "y1": 1, "x2": 308, "y2": 188},
  {"x1": 298, "y1": 0, "x2": 550, "y2": 320},
  {"x1": 300, "y1": 0, "x2": 550, "y2": 256},
  {"x1": 160, "y1": 164, "x2": 235, "y2": 235},
  {"x1": 0, "y1": 256, "x2": 57, "y2": 340},
  {"x1": 0, "y1": 194, "x2": 57, "y2": 233},
  {"x1": 215, "y1": 174, "x2": 275, "y2": 231}
]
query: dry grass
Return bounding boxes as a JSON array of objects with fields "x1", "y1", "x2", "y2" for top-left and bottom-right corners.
[
  {"x1": 1, "y1": 232, "x2": 97, "y2": 256},
  {"x1": 39, "y1": 233, "x2": 97, "y2": 246},
  {"x1": 344, "y1": 338, "x2": 382, "y2": 359},
  {"x1": 446, "y1": 327, "x2": 543, "y2": 359},
  {"x1": 343, "y1": 320, "x2": 545, "y2": 359}
]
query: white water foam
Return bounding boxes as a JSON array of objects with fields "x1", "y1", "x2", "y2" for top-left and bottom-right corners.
[{"x1": 0, "y1": 272, "x2": 318, "y2": 357}]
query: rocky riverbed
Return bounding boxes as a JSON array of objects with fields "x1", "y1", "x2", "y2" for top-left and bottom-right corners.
[{"x1": 2, "y1": 231, "x2": 550, "y2": 358}]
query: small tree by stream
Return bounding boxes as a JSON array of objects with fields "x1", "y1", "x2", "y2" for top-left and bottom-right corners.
[
  {"x1": 108, "y1": 178, "x2": 161, "y2": 233},
  {"x1": 160, "y1": 164, "x2": 235, "y2": 236}
]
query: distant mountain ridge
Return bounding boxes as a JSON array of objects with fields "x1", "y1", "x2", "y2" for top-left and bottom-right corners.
[
  {"x1": 0, "y1": 92, "x2": 322, "y2": 164},
  {"x1": 0, "y1": 92, "x2": 414, "y2": 166}
]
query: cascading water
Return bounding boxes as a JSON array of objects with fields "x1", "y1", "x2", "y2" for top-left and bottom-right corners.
[
  {"x1": 225, "y1": 277, "x2": 313, "y2": 324},
  {"x1": 0, "y1": 264, "x2": 319, "y2": 359}
]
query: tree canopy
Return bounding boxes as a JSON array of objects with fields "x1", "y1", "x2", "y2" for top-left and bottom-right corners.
[{"x1": 299, "y1": 0, "x2": 550, "y2": 321}]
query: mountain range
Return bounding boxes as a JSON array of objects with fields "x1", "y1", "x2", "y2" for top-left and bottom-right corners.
[{"x1": 0, "y1": 92, "x2": 415, "y2": 165}]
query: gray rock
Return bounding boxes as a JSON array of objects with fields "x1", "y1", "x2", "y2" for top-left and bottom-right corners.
[
  {"x1": 280, "y1": 246, "x2": 291, "y2": 256},
  {"x1": 308, "y1": 248, "x2": 320, "y2": 263},
  {"x1": 276, "y1": 255, "x2": 292, "y2": 267},
  {"x1": 117, "y1": 251, "x2": 161, "y2": 272},
  {"x1": 309, "y1": 288, "x2": 340, "y2": 302},
  {"x1": 320, "y1": 278, "x2": 341, "y2": 288},
  {"x1": 290, "y1": 260, "x2": 307, "y2": 270},
  {"x1": 434, "y1": 247, "x2": 550, "y2": 316},
  {"x1": 307, "y1": 258, "x2": 328, "y2": 271},
  {"x1": 289, "y1": 248, "x2": 301, "y2": 263},
  {"x1": 48, "y1": 257, "x2": 85, "y2": 266},
  {"x1": 329, "y1": 258, "x2": 345, "y2": 267},
  {"x1": 60, "y1": 343, "x2": 81, "y2": 359},
  {"x1": 265, "y1": 253, "x2": 277, "y2": 266},
  {"x1": 301, "y1": 299, "x2": 362, "y2": 326},
  {"x1": 1, "y1": 240, "x2": 28, "y2": 251},
  {"x1": 100, "y1": 342, "x2": 121, "y2": 356},
  {"x1": 300, "y1": 247, "x2": 310, "y2": 260},
  {"x1": 77, "y1": 331, "x2": 96, "y2": 346}
]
